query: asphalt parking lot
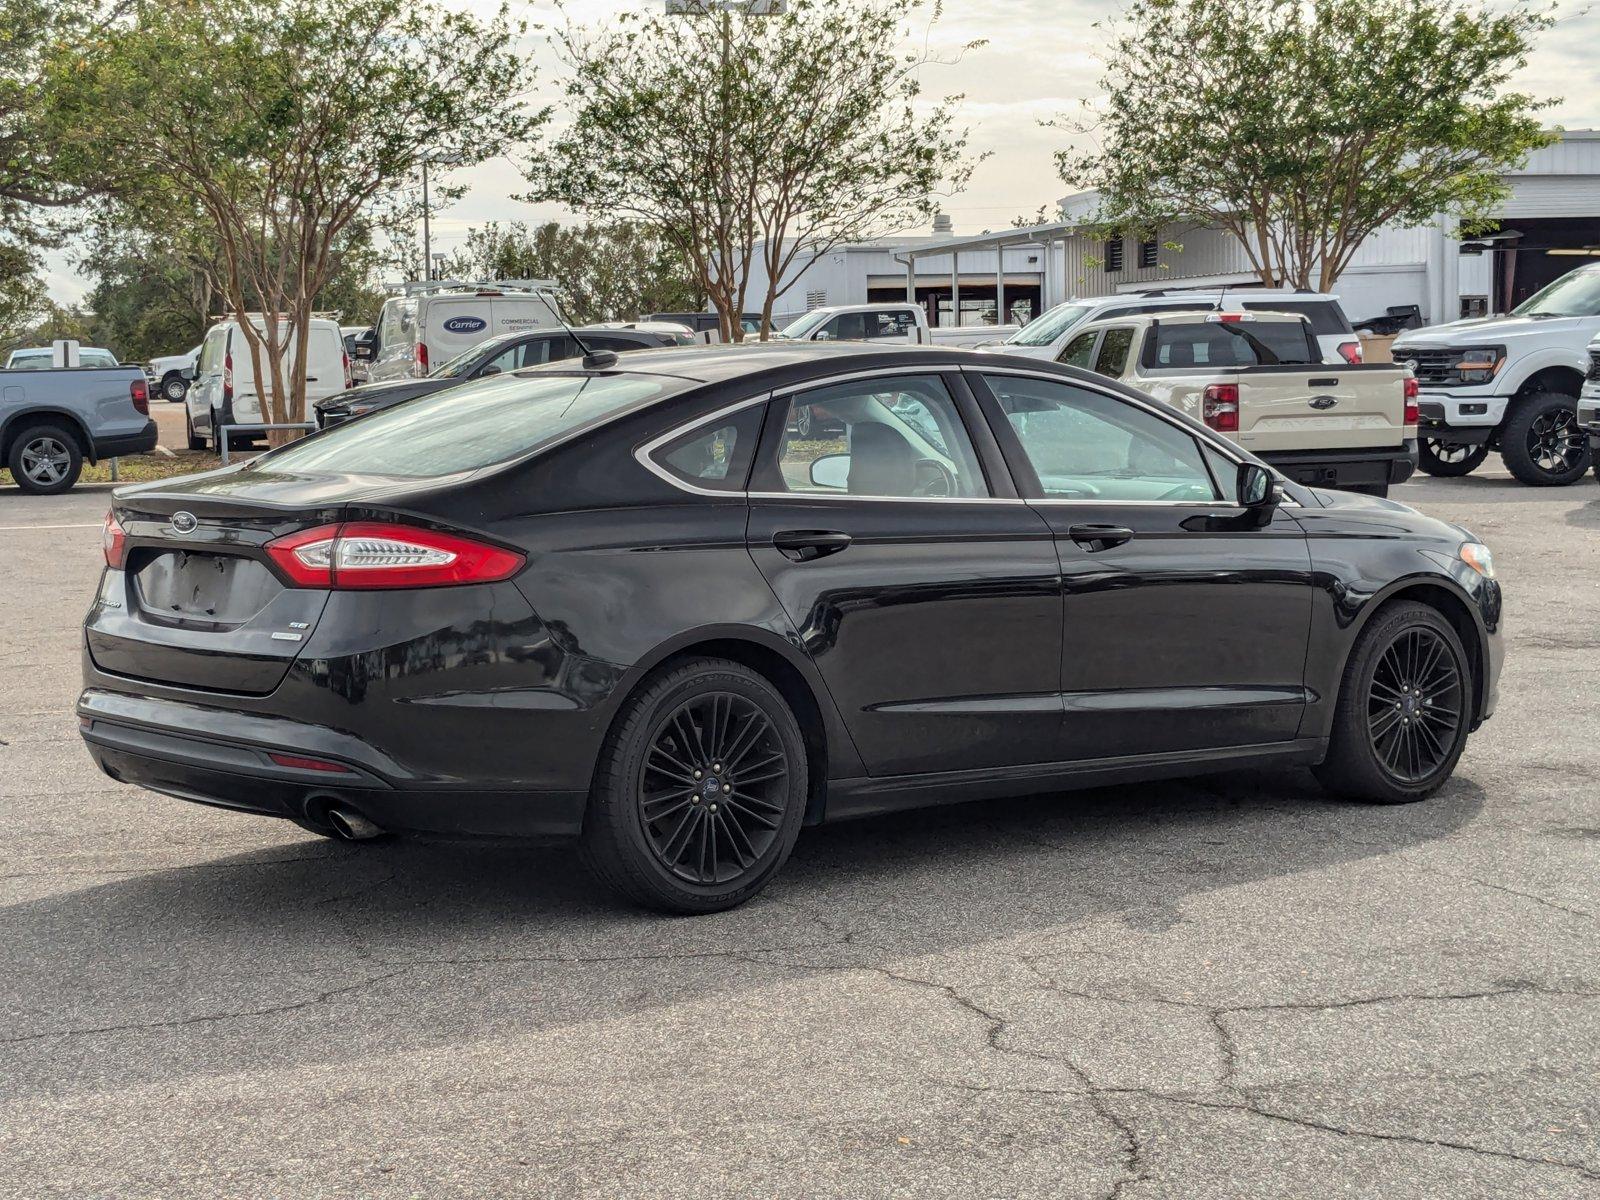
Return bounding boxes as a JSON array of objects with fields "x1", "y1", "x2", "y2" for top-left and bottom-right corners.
[{"x1": 1, "y1": 468, "x2": 1596, "y2": 1199}]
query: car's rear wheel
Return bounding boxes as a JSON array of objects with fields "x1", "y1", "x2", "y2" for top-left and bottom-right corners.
[
  {"x1": 581, "y1": 657, "x2": 807, "y2": 913},
  {"x1": 1500, "y1": 392, "x2": 1590, "y2": 486},
  {"x1": 1315, "y1": 601, "x2": 1472, "y2": 804},
  {"x1": 162, "y1": 374, "x2": 188, "y2": 402},
  {"x1": 7, "y1": 423, "x2": 83, "y2": 495},
  {"x1": 1418, "y1": 438, "x2": 1489, "y2": 478}
]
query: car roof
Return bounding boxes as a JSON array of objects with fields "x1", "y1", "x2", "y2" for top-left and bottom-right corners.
[
  {"x1": 520, "y1": 339, "x2": 985, "y2": 388},
  {"x1": 1079, "y1": 309, "x2": 1312, "y2": 329},
  {"x1": 1074, "y1": 289, "x2": 1335, "y2": 305}
]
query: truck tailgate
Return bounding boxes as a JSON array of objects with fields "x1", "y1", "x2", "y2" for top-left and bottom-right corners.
[{"x1": 1235, "y1": 366, "x2": 1410, "y2": 453}]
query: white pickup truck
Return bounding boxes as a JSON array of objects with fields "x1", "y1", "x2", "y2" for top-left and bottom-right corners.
[
  {"x1": 775, "y1": 303, "x2": 1018, "y2": 349},
  {"x1": 1579, "y1": 333, "x2": 1600, "y2": 479},
  {"x1": 1393, "y1": 262, "x2": 1599, "y2": 486},
  {"x1": 1061, "y1": 310, "x2": 1417, "y2": 495}
]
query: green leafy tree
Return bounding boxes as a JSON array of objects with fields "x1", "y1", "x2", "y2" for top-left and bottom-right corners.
[
  {"x1": 1055, "y1": 0, "x2": 1557, "y2": 291},
  {"x1": 49, "y1": 0, "x2": 540, "y2": 433},
  {"x1": 530, "y1": 0, "x2": 978, "y2": 341},
  {"x1": 444, "y1": 221, "x2": 705, "y2": 325}
]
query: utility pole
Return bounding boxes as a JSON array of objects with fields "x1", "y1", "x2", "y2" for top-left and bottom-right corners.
[{"x1": 421, "y1": 158, "x2": 431, "y2": 280}]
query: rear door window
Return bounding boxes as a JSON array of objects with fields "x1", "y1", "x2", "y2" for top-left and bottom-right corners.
[{"x1": 1093, "y1": 327, "x2": 1136, "y2": 376}]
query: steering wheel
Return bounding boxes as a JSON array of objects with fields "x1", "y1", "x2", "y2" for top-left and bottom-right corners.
[{"x1": 912, "y1": 459, "x2": 956, "y2": 497}]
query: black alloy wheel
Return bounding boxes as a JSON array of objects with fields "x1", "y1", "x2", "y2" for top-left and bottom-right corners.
[
  {"x1": 581, "y1": 658, "x2": 807, "y2": 913},
  {"x1": 1315, "y1": 601, "x2": 1472, "y2": 803},
  {"x1": 1418, "y1": 438, "x2": 1489, "y2": 478},
  {"x1": 1501, "y1": 392, "x2": 1591, "y2": 486},
  {"x1": 1365, "y1": 627, "x2": 1464, "y2": 784},
  {"x1": 639, "y1": 692, "x2": 790, "y2": 885}
]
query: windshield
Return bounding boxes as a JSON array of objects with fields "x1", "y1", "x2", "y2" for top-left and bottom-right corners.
[
  {"x1": 252, "y1": 372, "x2": 678, "y2": 478},
  {"x1": 1512, "y1": 268, "x2": 1600, "y2": 317},
  {"x1": 777, "y1": 311, "x2": 831, "y2": 340},
  {"x1": 1006, "y1": 303, "x2": 1094, "y2": 347},
  {"x1": 8, "y1": 350, "x2": 50, "y2": 368},
  {"x1": 429, "y1": 333, "x2": 519, "y2": 379}
]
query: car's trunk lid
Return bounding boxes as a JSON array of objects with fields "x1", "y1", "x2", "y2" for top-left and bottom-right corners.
[{"x1": 84, "y1": 468, "x2": 388, "y2": 695}]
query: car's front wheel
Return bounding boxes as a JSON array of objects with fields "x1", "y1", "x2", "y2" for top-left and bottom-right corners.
[
  {"x1": 581, "y1": 657, "x2": 808, "y2": 913},
  {"x1": 1315, "y1": 601, "x2": 1472, "y2": 804},
  {"x1": 161, "y1": 374, "x2": 188, "y2": 402},
  {"x1": 1418, "y1": 438, "x2": 1489, "y2": 478}
]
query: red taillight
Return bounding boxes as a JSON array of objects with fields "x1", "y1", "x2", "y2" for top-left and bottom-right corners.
[
  {"x1": 343, "y1": 349, "x2": 352, "y2": 389},
  {"x1": 268, "y1": 751, "x2": 353, "y2": 774},
  {"x1": 414, "y1": 342, "x2": 429, "y2": 375},
  {"x1": 129, "y1": 379, "x2": 149, "y2": 415},
  {"x1": 102, "y1": 510, "x2": 127, "y2": 569},
  {"x1": 1213, "y1": 312, "x2": 1244, "y2": 323},
  {"x1": 264, "y1": 521, "x2": 524, "y2": 590},
  {"x1": 223, "y1": 352, "x2": 234, "y2": 403},
  {"x1": 1337, "y1": 340, "x2": 1363, "y2": 364},
  {"x1": 1403, "y1": 376, "x2": 1420, "y2": 426},
  {"x1": 1202, "y1": 383, "x2": 1240, "y2": 433}
]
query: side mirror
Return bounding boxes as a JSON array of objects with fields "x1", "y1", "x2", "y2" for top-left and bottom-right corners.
[
  {"x1": 810, "y1": 453, "x2": 851, "y2": 490},
  {"x1": 180, "y1": 366, "x2": 197, "y2": 382},
  {"x1": 353, "y1": 343, "x2": 375, "y2": 361},
  {"x1": 814, "y1": 330, "x2": 834, "y2": 342},
  {"x1": 477, "y1": 364, "x2": 501, "y2": 377},
  {"x1": 1236, "y1": 461, "x2": 1276, "y2": 508}
]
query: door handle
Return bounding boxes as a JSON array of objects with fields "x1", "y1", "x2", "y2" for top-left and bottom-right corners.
[
  {"x1": 1068, "y1": 524, "x2": 1135, "y2": 552},
  {"x1": 772, "y1": 529, "x2": 852, "y2": 562}
]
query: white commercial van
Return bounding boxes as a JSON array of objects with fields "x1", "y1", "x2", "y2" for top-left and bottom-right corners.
[
  {"x1": 363, "y1": 282, "x2": 565, "y2": 383},
  {"x1": 185, "y1": 315, "x2": 350, "y2": 451}
]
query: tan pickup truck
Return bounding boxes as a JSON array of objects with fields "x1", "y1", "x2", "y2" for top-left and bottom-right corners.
[{"x1": 1056, "y1": 310, "x2": 1419, "y2": 494}]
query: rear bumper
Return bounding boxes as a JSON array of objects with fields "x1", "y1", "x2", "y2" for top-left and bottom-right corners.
[
  {"x1": 77, "y1": 691, "x2": 588, "y2": 841},
  {"x1": 93, "y1": 421, "x2": 158, "y2": 461},
  {"x1": 1261, "y1": 442, "x2": 1417, "y2": 489}
]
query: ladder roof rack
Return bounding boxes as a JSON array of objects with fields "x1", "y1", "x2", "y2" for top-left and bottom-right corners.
[{"x1": 396, "y1": 278, "x2": 560, "y2": 297}]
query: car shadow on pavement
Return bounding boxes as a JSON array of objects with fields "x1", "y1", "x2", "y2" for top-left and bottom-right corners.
[{"x1": 1, "y1": 768, "x2": 1485, "y2": 1100}]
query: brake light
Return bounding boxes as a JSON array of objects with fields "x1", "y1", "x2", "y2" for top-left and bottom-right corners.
[
  {"x1": 129, "y1": 378, "x2": 149, "y2": 415},
  {"x1": 414, "y1": 342, "x2": 429, "y2": 375},
  {"x1": 1337, "y1": 340, "x2": 1363, "y2": 364},
  {"x1": 342, "y1": 349, "x2": 352, "y2": 389},
  {"x1": 1403, "y1": 377, "x2": 1420, "y2": 426},
  {"x1": 265, "y1": 522, "x2": 524, "y2": 590},
  {"x1": 223, "y1": 353, "x2": 234, "y2": 404},
  {"x1": 1202, "y1": 383, "x2": 1240, "y2": 433},
  {"x1": 102, "y1": 510, "x2": 127, "y2": 569},
  {"x1": 1210, "y1": 312, "x2": 1246, "y2": 323}
]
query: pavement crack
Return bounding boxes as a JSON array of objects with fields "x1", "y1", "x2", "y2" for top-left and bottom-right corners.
[
  {"x1": 1110, "y1": 1088, "x2": 1600, "y2": 1182},
  {"x1": 0, "y1": 968, "x2": 411, "y2": 1047}
]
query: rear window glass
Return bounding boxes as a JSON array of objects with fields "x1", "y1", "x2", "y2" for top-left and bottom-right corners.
[
  {"x1": 253, "y1": 373, "x2": 677, "y2": 478},
  {"x1": 1144, "y1": 320, "x2": 1317, "y2": 369},
  {"x1": 1240, "y1": 300, "x2": 1352, "y2": 336}
]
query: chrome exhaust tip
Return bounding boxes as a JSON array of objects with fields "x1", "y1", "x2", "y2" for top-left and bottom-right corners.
[{"x1": 323, "y1": 806, "x2": 385, "y2": 841}]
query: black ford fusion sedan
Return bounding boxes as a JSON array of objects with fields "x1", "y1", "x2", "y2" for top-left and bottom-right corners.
[{"x1": 80, "y1": 343, "x2": 1503, "y2": 913}]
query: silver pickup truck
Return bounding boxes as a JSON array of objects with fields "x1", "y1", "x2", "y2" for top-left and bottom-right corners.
[{"x1": 1, "y1": 365, "x2": 156, "y2": 494}]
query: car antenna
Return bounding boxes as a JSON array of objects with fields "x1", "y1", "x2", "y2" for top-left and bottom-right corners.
[{"x1": 549, "y1": 291, "x2": 617, "y2": 371}]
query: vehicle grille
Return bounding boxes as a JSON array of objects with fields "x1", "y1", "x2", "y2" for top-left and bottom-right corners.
[
  {"x1": 1588, "y1": 350, "x2": 1600, "y2": 383},
  {"x1": 1395, "y1": 348, "x2": 1460, "y2": 387}
]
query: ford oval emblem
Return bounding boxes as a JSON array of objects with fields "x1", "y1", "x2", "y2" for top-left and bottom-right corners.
[
  {"x1": 443, "y1": 316, "x2": 488, "y2": 334},
  {"x1": 170, "y1": 511, "x2": 198, "y2": 534},
  {"x1": 1308, "y1": 395, "x2": 1339, "y2": 411}
]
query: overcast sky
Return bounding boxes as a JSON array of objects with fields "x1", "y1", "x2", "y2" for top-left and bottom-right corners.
[{"x1": 43, "y1": 0, "x2": 1600, "y2": 304}]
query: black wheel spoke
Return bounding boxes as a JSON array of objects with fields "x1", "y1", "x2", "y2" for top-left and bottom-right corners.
[{"x1": 638, "y1": 689, "x2": 790, "y2": 885}]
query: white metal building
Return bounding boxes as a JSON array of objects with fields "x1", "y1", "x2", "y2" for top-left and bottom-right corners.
[{"x1": 746, "y1": 130, "x2": 1600, "y2": 331}]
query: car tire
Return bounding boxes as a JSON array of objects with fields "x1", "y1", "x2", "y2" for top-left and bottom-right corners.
[
  {"x1": 580, "y1": 657, "x2": 808, "y2": 914},
  {"x1": 208, "y1": 407, "x2": 225, "y2": 454},
  {"x1": 1500, "y1": 392, "x2": 1591, "y2": 486},
  {"x1": 1418, "y1": 438, "x2": 1490, "y2": 478},
  {"x1": 162, "y1": 374, "x2": 188, "y2": 403},
  {"x1": 1314, "y1": 601, "x2": 1472, "y2": 805},
  {"x1": 6, "y1": 423, "x2": 84, "y2": 495},
  {"x1": 185, "y1": 407, "x2": 205, "y2": 451}
]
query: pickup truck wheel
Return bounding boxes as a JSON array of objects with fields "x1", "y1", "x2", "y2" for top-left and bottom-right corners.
[
  {"x1": 6, "y1": 424, "x2": 83, "y2": 495},
  {"x1": 1418, "y1": 438, "x2": 1489, "y2": 478},
  {"x1": 161, "y1": 373, "x2": 188, "y2": 402},
  {"x1": 184, "y1": 407, "x2": 204, "y2": 451},
  {"x1": 1314, "y1": 600, "x2": 1471, "y2": 804},
  {"x1": 1500, "y1": 392, "x2": 1591, "y2": 486}
]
